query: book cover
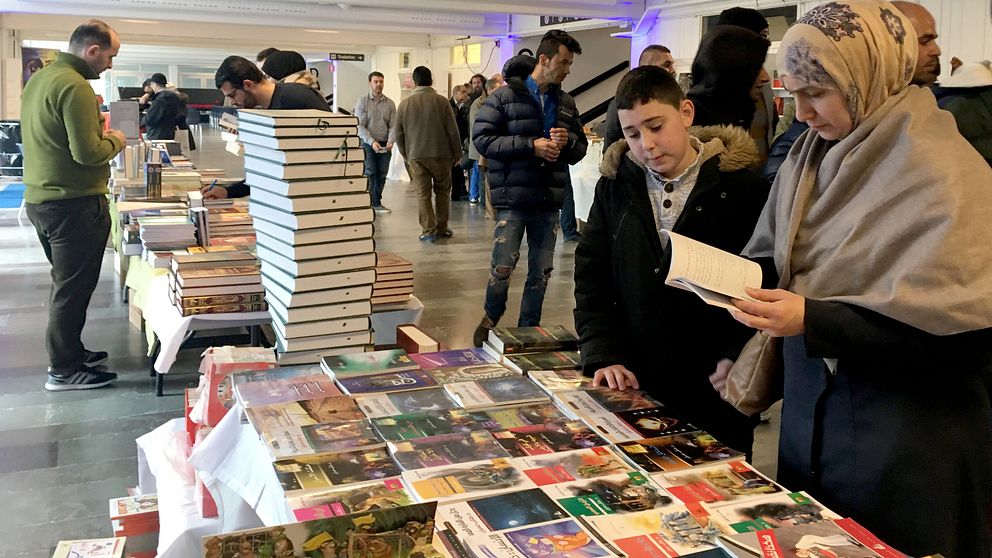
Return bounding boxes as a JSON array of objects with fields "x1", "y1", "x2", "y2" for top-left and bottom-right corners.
[
  {"x1": 245, "y1": 395, "x2": 365, "y2": 432},
  {"x1": 528, "y1": 369, "x2": 595, "y2": 393},
  {"x1": 371, "y1": 410, "x2": 485, "y2": 441},
  {"x1": 540, "y1": 471, "x2": 672, "y2": 516},
  {"x1": 504, "y1": 351, "x2": 581, "y2": 373},
  {"x1": 704, "y1": 492, "x2": 841, "y2": 534},
  {"x1": 469, "y1": 402, "x2": 571, "y2": 431},
  {"x1": 390, "y1": 431, "x2": 510, "y2": 470},
  {"x1": 487, "y1": 326, "x2": 579, "y2": 354},
  {"x1": 467, "y1": 519, "x2": 612, "y2": 558},
  {"x1": 336, "y1": 370, "x2": 438, "y2": 396},
  {"x1": 51, "y1": 538, "x2": 126, "y2": 558},
  {"x1": 297, "y1": 420, "x2": 384, "y2": 456},
  {"x1": 438, "y1": 488, "x2": 569, "y2": 539},
  {"x1": 201, "y1": 346, "x2": 277, "y2": 426},
  {"x1": 321, "y1": 349, "x2": 419, "y2": 378},
  {"x1": 108, "y1": 494, "x2": 158, "y2": 519},
  {"x1": 230, "y1": 364, "x2": 323, "y2": 388},
  {"x1": 491, "y1": 421, "x2": 610, "y2": 457},
  {"x1": 355, "y1": 387, "x2": 459, "y2": 418},
  {"x1": 614, "y1": 406, "x2": 697, "y2": 439},
  {"x1": 718, "y1": 519, "x2": 897, "y2": 558},
  {"x1": 444, "y1": 376, "x2": 547, "y2": 408},
  {"x1": 402, "y1": 458, "x2": 536, "y2": 502},
  {"x1": 655, "y1": 461, "x2": 782, "y2": 510},
  {"x1": 287, "y1": 479, "x2": 413, "y2": 521},
  {"x1": 617, "y1": 432, "x2": 743, "y2": 474},
  {"x1": 582, "y1": 412, "x2": 645, "y2": 444},
  {"x1": 273, "y1": 449, "x2": 401, "y2": 494},
  {"x1": 200, "y1": 502, "x2": 437, "y2": 558},
  {"x1": 409, "y1": 348, "x2": 496, "y2": 369},
  {"x1": 513, "y1": 446, "x2": 635, "y2": 486},
  {"x1": 428, "y1": 363, "x2": 517, "y2": 385},
  {"x1": 556, "y1": 389, "x2": 663, "y2": 418},
  {"x1": 582, "y1": 504, "x2": 722, "y2": 557}
]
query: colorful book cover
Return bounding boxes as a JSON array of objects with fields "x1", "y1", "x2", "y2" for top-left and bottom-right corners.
[
  {"x1": 245, "y1": 395, "x2": 365, "y2": 432},
  {"x1": 655, "y1": 461, "x2": 782, "y2": 510},
  {"x1": 719, "y1": 519, "x2": 897, "y2": 558},
  {"x1": 505, "y1": 351, "x2": 581, "y2": 373},
  {"x1": 704, "y1": 491, "x2": 841, "y2": 534},
  {"x1": 274, "y1": 449, "x2": 401, "y2": 494},
  {"x1": 409, "y1": 348, "x2": 496, "y2": 369},
  {"x1": 582, "y1": 412, "x2": 645, "y2": 444},
  {"x1": 230, "y1": 364, "x2": 324, "y2": 387},
  {"x1": 582, "y1": 503, "x2": 722, "y2": 557},
  {"x1": 108, "y1": 494, "x2": 158, "y2": 519},
  {"x1": 468, "y1": 519, "x2": 612, "y2": 558},
  {"x1": 614, "y1": 406, "x2": 697, "y2": 438},
  {"x1": 585, "y1": 388, "x2": 664, "y2": 413},
  {"x1": 51, "y1": 538, "x2": 126, "y2": 558},
  {"x1": 488, "y1": 326, "x2": 579, "y2": 354},
  {"x1": 372, "y1": 410, "x2": 485, "y2": 441},
  {"x1": 469, "y1": 402, "x2": 570, "y2": 431},
  {"x1": 287, "y1": 479, "x2": 413, "y2": 521},
  {"x1": 336, "y1": 370, "x2": 438, "y2": 395},
  {"x1": 355, "y1": 387, "x2": 458, "y2": 418},
  {"x1": 541, "y1": 471, "x2": 673, "y2": 516},
  {"x1": 513, "y1": 446, "x2": 635, "y2": 486},
  {"x1": 617, "y1": 432, "x2": 744, "y2": 474},
  {"x1": 529, "y1": 369, "x2": 594, "y2": 392},
  {"x1": 235, "y1": 374, "x2": 341, "y2": 408},
  {"x1": 438, "y1": 488, "x2": 569, "y2": 539},
  {"x1": 390, "y1": 431, "x2": 510, "y2": 470},
  {"x1": 428, "y1": 363, "x2": 518, "y2": 385},
  {"x1": 491, "y1": 421, "x2": 610, "y2": 457},
  {"x1": 321, "y1": 349, "x2": 418, "y2": 377},
  {"x1": 402, "y1": 458, "x2": 536, "y2": 502},
  {"x1": 445, "y1": 376, "x2": 547, "y2": 408},
  {"x1": 201, "y1": 502, "x2": 438, "y2": 558},
  {"x1": 299, "y1": 420, "x2": 383, "y2": 454}
]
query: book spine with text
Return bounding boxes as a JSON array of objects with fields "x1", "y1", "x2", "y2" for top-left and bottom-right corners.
[
  {"x1": 177, "y1": 292, "x2": 266, "y2": 308},
  {"x1": 179, "y1": 302, "x2": 268, "y2": 316}
]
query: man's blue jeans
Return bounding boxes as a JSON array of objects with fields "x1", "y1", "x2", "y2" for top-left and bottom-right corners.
[
  {"x1": 560, "y1": 178, "x2": 579, "y2": 239},
  {"x1": 362, "y1": 142, "x2": 392, "y2": 207},
  {"x1": 483, "y1": 209, "x2": 559, "y2": 326},
  {"x1": 469, "y1": 160, "x2": 482, "y2": 201}
]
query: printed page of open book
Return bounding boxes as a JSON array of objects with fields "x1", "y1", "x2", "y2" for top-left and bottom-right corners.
[{"x1": 663, "y1": 231, "x2": 762, "y2": 310}]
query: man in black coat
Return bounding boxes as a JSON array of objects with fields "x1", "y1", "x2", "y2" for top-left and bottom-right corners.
[
  {"x1": 141, "y1": 73, "x2": 184, "y2": 140},
  {"x1": 471, "y1": 30, "x2": 587, "y2": 345}
]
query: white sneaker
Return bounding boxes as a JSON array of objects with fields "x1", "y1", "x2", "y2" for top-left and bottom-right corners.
[{"x1": 373, "y1": 205, "x2": 392, "y2": 214}]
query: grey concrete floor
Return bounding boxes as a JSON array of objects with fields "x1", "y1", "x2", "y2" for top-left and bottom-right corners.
[{"x1": 0, "y1": 127, "x2": 779, "y2": 557}]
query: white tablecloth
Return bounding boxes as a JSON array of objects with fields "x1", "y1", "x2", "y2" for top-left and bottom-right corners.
[
  {"x1": 572, "y1": 139, "x2": 604, "y2": 222},
  {"x1": 371, "y1": 295, "x2": 424, "y2": 345},
  {"x1": 143, "y1": 275, "x2": 271, "y2": 373}
]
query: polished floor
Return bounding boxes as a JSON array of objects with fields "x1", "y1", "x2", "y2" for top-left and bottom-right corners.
[{"x1": 0, "y1": 128, "x2": 779, "y2": 557}]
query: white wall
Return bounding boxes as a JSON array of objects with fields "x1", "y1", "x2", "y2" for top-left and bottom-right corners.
[{"x1": 330, "y1": 59, "x2": 373, "y2": 114}]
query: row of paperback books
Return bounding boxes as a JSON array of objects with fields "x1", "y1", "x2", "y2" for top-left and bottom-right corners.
[
  {"x1": 239, "y1": 108, "x2": 377, "y2": 366},
  {"x1": 168, "y1": 250, "x2": 267, "y2": 316}
]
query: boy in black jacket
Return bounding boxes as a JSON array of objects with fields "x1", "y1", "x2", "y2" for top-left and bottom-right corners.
[{"x1": 573, "y1": 66, "x2": 769, "y2": 455}]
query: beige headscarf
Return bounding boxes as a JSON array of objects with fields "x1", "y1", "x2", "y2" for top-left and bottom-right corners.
[{"x1": 744, "y1": 0, "x2": 992, "y2": 335}]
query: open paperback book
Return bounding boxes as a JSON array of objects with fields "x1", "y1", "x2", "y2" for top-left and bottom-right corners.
[{"x1": 663, "y1": 230, "x2": 762, "y2": 310}]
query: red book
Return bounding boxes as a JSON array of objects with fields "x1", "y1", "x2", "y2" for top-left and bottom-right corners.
[{"x1": 199, "y1": 347, "x2": 277, "y2": 426}]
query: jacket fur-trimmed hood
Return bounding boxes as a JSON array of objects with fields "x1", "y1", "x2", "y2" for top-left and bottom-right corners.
[{"x1": 599, "y1": 124, "x2": 759, "y2": 179}]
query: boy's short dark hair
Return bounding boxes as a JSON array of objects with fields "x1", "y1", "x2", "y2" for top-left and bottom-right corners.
[
  {"x1": 412, "y1": 66, "x2": 432, "y2": 87},
  {"x1": 256, "y1": 47, "x2": 278, "y2": 62},
  {"x1": 615, "y1": 65, "x2": 684, "y2": 111},
  {"x1": 215, "y1": 55, "x2": 264, "y2": 89},
  {"x1": 149, "y1": 73, "x2": 168, "y2": 86},
  {"x1": 536, "y1": 30, "x2": 582, "y2": 60},
  {"x1": 68, "y1": 20, "x2": 114, "y2": 52},
  {"x1": 368, "y1": 71, "x2": 385, "y2": 81}
]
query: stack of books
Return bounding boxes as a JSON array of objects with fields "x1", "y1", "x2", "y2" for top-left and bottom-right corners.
[
  {"x1": 168, "y1": 252, "x2": 266, "y2": 317},
  {"x1": 136, "y1": 214, "x2": 195, "y2": 253},
  {"x1": 108, "y1": 494, "x2": 158, "y2": 538},
  {"x1": 482, "y1": 325, "x2": 582, "y2": 374},
  {"x1": 189, "y1": 198, "x2": 256, "y2": 249},
  {"x1": 372, "y1": 251, "x2": 414, "y2": 309},
  {"x1": 239, "y1": 108, "x2": 376, "y2": 365}
]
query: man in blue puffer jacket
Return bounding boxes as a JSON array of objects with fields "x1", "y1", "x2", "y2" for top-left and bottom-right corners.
[{"x1": 471, "y1": 30, "x2": 588, "y2": 345}]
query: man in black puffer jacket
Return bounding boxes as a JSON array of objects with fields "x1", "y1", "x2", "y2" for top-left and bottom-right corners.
[
  {"x1": 471, "y1": 30, "x2": 588, "y2": 345},
  {"x1": 141, "y1": 73, "x2": 184, "y2": 140}
]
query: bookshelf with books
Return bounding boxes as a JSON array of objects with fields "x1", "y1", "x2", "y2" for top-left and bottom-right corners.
[{"x1": 239, "y1": 109, "x2": 375, "y2": 365}]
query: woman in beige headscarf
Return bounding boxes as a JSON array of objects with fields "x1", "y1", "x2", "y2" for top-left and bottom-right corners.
[{"x1": 728, "y1": 1, "x2": 992, "y2": 555}]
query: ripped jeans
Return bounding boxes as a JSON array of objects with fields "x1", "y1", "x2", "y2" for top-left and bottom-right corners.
[{"x1": 483, "y1": 209, "x2": 559, "y2": 327}]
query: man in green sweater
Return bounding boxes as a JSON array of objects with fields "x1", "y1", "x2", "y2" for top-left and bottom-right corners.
[{"x1": 22, "y1": 20, "x2": 125, "y2": 391}]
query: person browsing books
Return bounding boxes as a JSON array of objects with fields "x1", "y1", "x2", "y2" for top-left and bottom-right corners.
[
  {"x1": 203, "y1": 55, "x2": 330, "y2": 199},
  {"x1": 727, "y1": 2, "x2": 992, "y2": 555},
  {"x1": 572, "y1": 65, "x2": 769, "y2": 457}
]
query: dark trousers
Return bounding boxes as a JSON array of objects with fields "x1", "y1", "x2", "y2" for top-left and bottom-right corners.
[
  {"x1": 450, "y1": 152, "x2": 470, "y2": 200},
  {"x1": 26, "y1": 195, "x2": 110, "y2": 374},
  {"x1": 361, "y1": 142, "x2": 392, "y2": 207},
  {"x1": 560, "y1": 179, "x2": 579, "y2": 239}
]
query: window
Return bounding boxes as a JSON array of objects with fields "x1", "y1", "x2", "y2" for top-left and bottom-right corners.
[
  {"x1": 451, "y1": 43, "x2": 481, "y2": 67},
  {"x1": 399, "y1": 51, "x2": 412, "y2": 70}
]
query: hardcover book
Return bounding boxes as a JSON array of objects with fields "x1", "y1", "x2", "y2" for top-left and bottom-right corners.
[
  {"x1": 321, "y1": 349, "x2": 419, "y2": 378},
  {"x1": 336, "y1": 370, "x2": 437, "y2": 396},
  {"x1": 512, "y1": 447, "x2": 635, "y2": 486},
  {"x1": 371, "y1": 410, "x2": 485, "y2": 441},
  {"x1": 486, "y1": 325, "x2": 579, "y2": 355},
  {"x1": 491, "y1": 421, "x2": 610, "y2": 457},
  {"x1": 444, "y1": 376, "x2": 547, "y2": 409},
  {"x1": 402, "y1": 458, "x2": 536, "y2": 503},
  {"x1": 389, "y1": 431, "x2": 510, "y2": 470},
  {"x1": 355, "y1": 387, "x2": 459, "y2": 418},
  {"x1": 616, "y1": 432, "x2": 744, "y2": 474},
  {"x1": 273, "y1": 449, "x2": 401, "y2": 495},
  {"x1": 409, "y1": 348, "x2": 496, "y2": 369},
  {"x1": 428, "y1": 363, "x2": 517, "y2": 385},
  {"x1": 245, "y1": 172, "x2": 368, "y2": 198}
]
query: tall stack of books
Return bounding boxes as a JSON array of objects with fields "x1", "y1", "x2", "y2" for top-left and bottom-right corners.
[
  {"x1": 169, "y1": 251, "x2": 266, "y2": 317},
  {"x1": 372, "y1": 251, "x2": 414, "y2": 310},
  {"x1": 239, "y1": 109, "x2": 376, "y2": 365}
]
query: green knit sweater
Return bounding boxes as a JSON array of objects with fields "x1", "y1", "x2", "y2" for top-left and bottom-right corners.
[{"x1": 20, "y1": 52, "x2": 124, "y2": 203}]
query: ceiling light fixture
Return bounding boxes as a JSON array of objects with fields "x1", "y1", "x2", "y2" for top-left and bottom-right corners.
[
  {"x1": 303, "y1": 29, "x2": 341, "y2": 34},
  {"x1": 119, "y1": 19, "x2": 158, "y2": 24}
]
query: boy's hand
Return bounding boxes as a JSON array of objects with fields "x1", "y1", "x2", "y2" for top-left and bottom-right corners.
[{"x1": 592, "y1": 365, "x2": 640, "y2": 391}]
